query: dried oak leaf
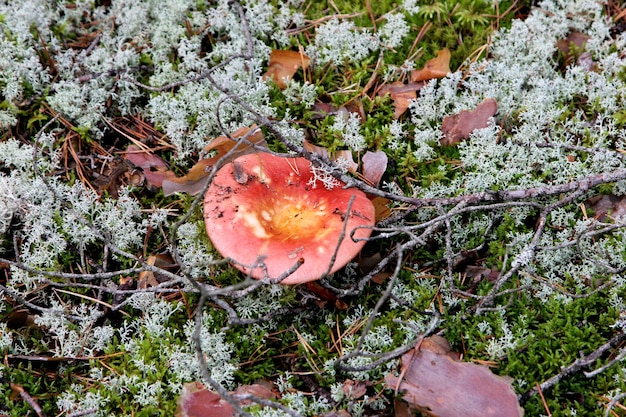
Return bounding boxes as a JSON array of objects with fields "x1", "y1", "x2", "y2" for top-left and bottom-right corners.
[
  {"x1": 371, "y1": 196, "x2": 392, "y2": 222},
  {"x1": 162, "y1": 126, "x2": 267, "y2": 196},
  {"x1": 440, "y1": 98, "x2": 498, "y2": 146},
  {"x1": 385, "y1": 336, "x2": 523, "y2": 417},
  {"x1": 138, "y1": 254, "x2": 177, "y2": 289},
  {"x1": 411, "y1": 48, "x2": 451, "y2": 82},
  {"x1": 342, "y1": 379, "x2": 370, "y2": 400},
  {"x1": 263, "y1": 49, "x2": 310, "y2": 89}
]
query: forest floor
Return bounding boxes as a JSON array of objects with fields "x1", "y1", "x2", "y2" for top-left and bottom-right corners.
[{"x1": 3, "y1": 1, "x2": 626, "y2": 416}]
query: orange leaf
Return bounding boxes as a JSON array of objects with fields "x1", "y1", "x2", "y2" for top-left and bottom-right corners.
[
  {"x1": 138, "y1": 254, "x2": 176, "y2": 289},
  {"x1": 411, "y1": 48, "x2": 451, "y2": 82},
  {"x1": 378, "y1": 81, "x2": 423, "y2": 119},
  {"x1": 162, "y1": 126, "x2": 267, "y2": 196},
  {"x1": 371, "y1": 196, "x2": 392, "y2": 222},
  {"x1": 263, "y1": 50, "x2": 310, "y2": 90}
]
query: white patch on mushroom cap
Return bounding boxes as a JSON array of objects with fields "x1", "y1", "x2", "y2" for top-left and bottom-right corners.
[
  {"x1": 237, "y1": 207, "x2": 270, "y2": 239},
  {"x1": 261, "y1": 210, "x2": 272, "y2": 221},
  {"x1": 251, "y1": 166, "x2": 271, "y2": 184}
]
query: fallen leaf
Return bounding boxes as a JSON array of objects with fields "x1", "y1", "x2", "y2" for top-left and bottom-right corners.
[
  {"x1": 358, "y1": 252, "x2": 382, "y2": 274},
  {"x1": 371, "y1": 196, "x2": 392, "y2": 222},
  {"x1": 440, "y1": 98, "x2": 498, "y2": 146},
  {"x1": 362, "y1": 151, "x2": 388, "y2": 187},
  {"x1": 556, "y1": 31, "x2": 596, "y2": 71},
  {"x1": 263, "y1": 50, "x2": 310, "y2": 89},
  {"x1": 378, "y1": 81, "x2": 424, "y2": 119},
  {"x1": 162, "y1": 126, "x2": 267, "y2": 196},
  {"x1": 233, "y1": 382, "x2": 278, "y2": 405},
  {"x1": 586, "y1": 194, "x2": 626, "y2": 221},
  {"x1": 124, "y1": 145, "x2": 176, "y2": 189},
  {"x1": 176, "y1": 382, "x2": 279, "y2": 417},
  {"x1": 92, "y1": 157, "x2": 135, "y2": 198},
  {"x1": 303, "y1": 140, "x2": 358, "y2": 173},
  {"x1": 577, "y1": 51, "x2": 596, "y2": 72},
  {"x1": 304, "y1": 281, "x2": 348, "y2": 310},
  {"x1": 342, "y1": 379, "x2": 369, "y2": 399},
  {"x1": 371, "y1": 272, "x2": 393, "y2": 284},
  {"x1": 175, "y1": 382, "x2": 234, "y2": 417},
  {"x1": 385, "y1": 336, "x2": 523, "y2": 417},
  {"x1": 393, "y1": 397, "x2": 413, "y2": 417},
  {"x1": 411, "y1": 48, "x2": 451, "y2": 82},
  {"x1": 320, "y1": 411, "x2": 352, "y2": 417},
  {"x1": 112, "y1": 275, "x2": 135, "y2": 306},
  {"x1": 138, "y1": 254, "x2": 177, "y2": 289},
  {"x1": 556, "y1": 31, "x2": 589, "y2": 54}
]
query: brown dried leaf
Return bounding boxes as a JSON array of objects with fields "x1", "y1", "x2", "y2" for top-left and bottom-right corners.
[
  {"x1": 440, "y1": 98, "x2": 498, "y2": 146},
  {"x1": 385, "y1": 336, "x2": 523, "y2": 417},
  {"x1": 303, "y1": 140, "x2": 358, "y2": 173},
  {"x1": 263, "y1": 50, "x2": 310, "y2": 90},
  {"x1": 304, "y1": 281, "x2": 348, "y2": 310},
  {"x1": 371, "y1": 272, "x2": 393, "y2": 284},
  {"x1": 342, "y1": 379, "x2": 369, "y2": 400},
  {"x1": 411, "y1": 48, "x2": 451, "y2": 82},
  {"x1": 124, "y1": 145, "x2": 175, "y2": 189},
  {"x1": 138, "y1": 254, "x2": 176, "y2": 289},
  {"x1": 112, "y1": 275, "x2": 135, "y2": 306},
  {"x1": 362, "y1": 151, "x2": 388, "y2": 187},
  {"x1": 378, "y1": 81, "x2": 423, "y2": 119},
  {"x1": 175, "y1": 382, "x2": 234, "y2": 417},
  {"x1": 358, "y1": 252, "x2": 382, "y2": 274},
  {"x1": 587, "y1": 194, "x2": 626, "y2": 221},
  {"x1": 556, "y1": 31, "x2": 596, "y2": 71},
  {"x1": 234, "y1": 383, "x2": 278, "y2": 405},
  {"x1": 370, "y1": 196, "x2": 391, "y2": 222},
  {"x1": 556, "y1": 31, "x2": 589, "y2": 53},
  {"x1": 92, "y1": 157, "x2": 134, "y2": 198},
  {"x1": 162, "y1": 126, "x2": 267, "y2": 196}
]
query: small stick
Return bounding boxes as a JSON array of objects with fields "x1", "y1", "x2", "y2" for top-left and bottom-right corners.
[
  {"x1": 10, "y1": 383, "x2": 44, "y2": 417},
  {"x1": 536, "y1": 382, "x2": 552, "y2": 417}
]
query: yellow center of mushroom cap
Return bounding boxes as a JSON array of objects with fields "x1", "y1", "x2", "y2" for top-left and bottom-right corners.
[{"x1": 238, "y1": 195, "x2": 332, "y2": 242}]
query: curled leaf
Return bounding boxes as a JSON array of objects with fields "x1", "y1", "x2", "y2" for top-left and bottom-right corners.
[{"x1": 124, "y1": 146, "x2": 175, "y2": 189}]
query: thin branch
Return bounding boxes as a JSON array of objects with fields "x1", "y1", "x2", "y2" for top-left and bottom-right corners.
[{"x1": 519, "y1": 330, "x2": 626, "y2": 403}]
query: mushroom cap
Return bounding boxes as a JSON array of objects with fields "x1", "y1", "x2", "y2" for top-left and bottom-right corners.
[{"x1": 204, "y1": 153, "x2": 375, "y2": 284}]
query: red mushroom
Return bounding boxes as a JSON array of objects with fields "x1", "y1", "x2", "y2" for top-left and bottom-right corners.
[{"x1": 203, "y1": 153, "x2": 375, "y2": 284}]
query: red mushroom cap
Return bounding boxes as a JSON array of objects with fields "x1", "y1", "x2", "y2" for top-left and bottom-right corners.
[{"x1": 203, "y1": 153, "x2": 375, "y2": 284}]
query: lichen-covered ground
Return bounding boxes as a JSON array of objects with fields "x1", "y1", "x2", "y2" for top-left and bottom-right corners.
[{"x1": 2, "y1": 1, "x2": 626, "y2": 416}]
